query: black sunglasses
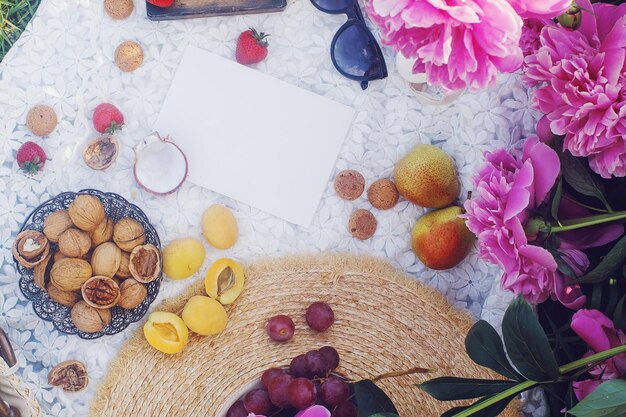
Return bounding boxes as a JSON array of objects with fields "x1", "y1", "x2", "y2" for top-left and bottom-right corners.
[{"x1": 310, "y1": 0, "x2": 388, "y2": 90}]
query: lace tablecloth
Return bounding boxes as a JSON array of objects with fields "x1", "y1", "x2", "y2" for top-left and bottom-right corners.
[{"x1": 0, "y1": 0, "x2": 546, "y2": 415}]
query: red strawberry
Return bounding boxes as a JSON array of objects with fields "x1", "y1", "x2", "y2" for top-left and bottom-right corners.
[
  {"x1": 93, "y1": 103, "x2": 124, "y2": 134},
  {"x1": 17, "y1": 141, "x2": 46, "y2": 175},
  {"x1": 236, "y1": 29, "x2": 270, "y2": 65},
  {"x1": 147, "y1": 0, "x2": 174, "y2": 7}
]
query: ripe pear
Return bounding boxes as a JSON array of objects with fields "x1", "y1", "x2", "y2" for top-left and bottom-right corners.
[
  {"x1": 411, "y1": 206, "x2": 475, "y2": 270},
  {"x1": 394, "y1": 144, "x2": 460, "y2": 208}
]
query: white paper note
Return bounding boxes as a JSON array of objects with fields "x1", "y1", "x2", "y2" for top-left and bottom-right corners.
[{"x1": 154, "y1": 46, "x2": 355, "y2": 228}]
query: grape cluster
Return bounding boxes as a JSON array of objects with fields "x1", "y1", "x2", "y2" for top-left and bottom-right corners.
[{"x1": 226, "y1": 346, "x2": 358, "y2": 417}]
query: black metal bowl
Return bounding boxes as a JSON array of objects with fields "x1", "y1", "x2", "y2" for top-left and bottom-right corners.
[{"x1": 15, "y1": 189, "x2": 162, "y2": 339}]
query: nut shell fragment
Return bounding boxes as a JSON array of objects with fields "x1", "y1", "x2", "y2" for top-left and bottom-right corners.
[
  {"x1": 50, "y1": 258, "x2": 93, "y2": 291},
  {"x1": 83, "y1": 135, "x2": 119, "y2": 170},
  {"x1": 113, "y1": 218, "x2": 145, "y2": 251},
  {"x1": 129, "y1": 244, "x2": 161, "y2": 283},
  {"x1": 71, "y1": 301, "x2": 111, "y2": 333},
  {"x1": 91, "y1": 242, "x2": 122, "y2": 277},
  {"x1": 33, "y1": 254, "x2": 51, "y2": 289},
  {"x1": 58, "y1": 229, "x2": 92, "y2": 258},
  {"x1": 81, "y1": 276, "x2": 120, "y2": 309},
  {"x1": 43, "y1": 210, "x2": 73, "y2": 243},
  {"x1": 13, "y1": 230, "x2": 50, "y2": 268},
  {"x1": 48, "y1": 360, "x2": 88, "y2": 392},
  {"x1": 68, "y1": 195, "x2": 105, "y2": 232},
  {"x1": 118, "y1": 278, "x2": 147, "y2": 309}
]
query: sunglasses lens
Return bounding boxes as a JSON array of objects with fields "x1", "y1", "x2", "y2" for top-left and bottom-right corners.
[
  {"x1": 333, "y1": 24, "x2": 385, "y2": 78},
  {"x1": 311, "y1": 0, "x2": 353, "y2": 12}
]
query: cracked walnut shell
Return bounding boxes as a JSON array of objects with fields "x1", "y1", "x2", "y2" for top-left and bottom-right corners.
[
  {"x1": 91, "y1": 242, "x2": 122, "y2": 277},
  {"x1": 118, "y1": 278, "x2": 147, "y2": 309},
  {"x1": 58, "y1": 228, "x2": 91, "y2": 258},
  {"x1": 68, "y1": 195, "x2": 105, "y2": 232},
  {"x1": 43, "y1": 210, "x2": 73, "y2": 242},
  {"x1": 81, "y1": 276, "x2": 120, "y2": 309},
  {"x1": 13, "y1": 230, "x2": 50, "y2": 268},
  {"x1": 50, "y1": 258, "x2": 92, "y2": 291},
  {"x1": 48, "y1": 360, "x2": 88, "y2": 392},
  {"x1": 129, "y1": 244, "x2": 161, "y2": 283},
  {"x1": 71, "y1": 301, "x2": 111, "y2": 333},
  {"x1": 113, "y1": 218, "x2": 145, "y2": 251}
]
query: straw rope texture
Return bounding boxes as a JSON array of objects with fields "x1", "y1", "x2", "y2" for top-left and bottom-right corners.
[
  {"x1": 0, "y1": 359, "x2": 43, "y2": 417},
  {"x1": 91, "y1": 254, "x2": 519, "y2": 417}
]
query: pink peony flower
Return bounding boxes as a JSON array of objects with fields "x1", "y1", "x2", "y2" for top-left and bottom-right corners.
[
  {"x1": 519, "y1": 18, "x2": 545, "y2": 57},
  {"x1": 508, "y1": 0, "x2": 571, "y2": 19},
  {"x1": 464, "y1": 137, "x2": 623, "y2": 308},
  {"x1": 365, "y1": 0, "x2": 523, "y2": 91},
  {"x1": 295, "y1": 405, "x2": 331, "y2": 417},
  {"x1": 524, "y1": 0, "x2": 626, "y2": 178},
  {"x1": 571, "y1": 309, "x2": 626, "y2": 400}
]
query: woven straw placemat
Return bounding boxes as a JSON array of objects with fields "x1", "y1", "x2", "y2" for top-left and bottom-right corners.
[{"x1": 91, "y1": 254, "x2": 519, "y2": 417}]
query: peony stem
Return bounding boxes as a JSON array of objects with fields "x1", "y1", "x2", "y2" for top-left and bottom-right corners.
[
  {"x1": 550, "y1": 210, "x2": 626, "y2": 233},
  {"x1": 372, "y1": 367, "x2": 436, "y2": 382},
  {"x1": 451, "y1": 344, "x2": 626, "y2": 417}
]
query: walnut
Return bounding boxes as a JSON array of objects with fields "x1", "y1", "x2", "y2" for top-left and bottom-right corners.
[
  {"x1": 118, "y1": 278, "x2": 147, "y2": 309},
  {"x1": 113, "y1": 218, "x2": 145, "y2": 251},
  {"x1": 33, "y1": 254, "x2": 51, "y2": 289},
  {"x1": 12, "y1": 230, "x2": 50, "y2": 268},
  {"x1": 81, "y1": 276, "x2": 120, "y2": 309},
  {"x1": 54, "y1": 251, "x2": 67, "y2": 262},
  {"x1": 90, "y1": 217, "x2": 114, "y2": 247},
  {"x1": 47, "y1": 283, "x2": 81, "y2": 308},
  {"x1": 116, "y1": 251, "x2": 132, "y2": 278},
  {"x1": 129, "y1": 244, "x2": 161, "y2": 283},
  {"x1": 48, "y1": 360, "x2": 88, "y2": 392},
  {"x1": 58, "y1": 229, "x2": 91, "y2": 258},
  {"x1": 68, "y1": 195, "x2": 105, "y2": 232},
  {"x1": 71, "y1": 301, "x2": 111, "y2": 333},
  {"x1": 50, "y1": 258, "x2": 92, "y2": 291},
  {"x1": 91, "y1": 242, "x2": 121, "y2": 277},
  {"x1": 43, "y1": 210, "x2": 73, "y2": 242}
]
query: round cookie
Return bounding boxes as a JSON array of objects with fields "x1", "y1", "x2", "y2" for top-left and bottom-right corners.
[
  {"x1": 27, "y1": 105, "x2": 57, "y2": 137},
  {"x1": 368, "y1": 179, "x2": 399, "y2": 210},
  {"x1": 115, "y1": 41, "x2": 144, "y2": 72},
  {"x1": 104, "y1": 0, "x2": 134, "y2": 20},
  {"x1": 334, "y1": 169, "x2": 365, "y2": 201},
  {"x1": 348, "y1": 209, "x2": 377, "y2": 240}
]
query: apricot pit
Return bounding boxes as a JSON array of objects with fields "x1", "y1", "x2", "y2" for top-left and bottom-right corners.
[{"x1": 204, "y1": 258, "x2": 245, "y2": 305}]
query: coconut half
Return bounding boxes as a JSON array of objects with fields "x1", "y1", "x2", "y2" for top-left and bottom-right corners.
[{"x1": 133, "y1": 132, "x2": 188, "y2": 195}]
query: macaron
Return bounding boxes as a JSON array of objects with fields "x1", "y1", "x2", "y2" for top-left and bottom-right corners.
[
  {"x1": 348, "y1": 209, "x2": 377, "y2": 240},
  {"x1": 26, "y1": 105, "x2": 57, "y2": 137},
  {"x1": 368, "y1": 179, "x2": 399, "y2": 210},
  {"x1": 115, "y1": 41, "x2": 144, "y2": 72},
  {"x1": 104, "y1": 0, "x2": 134, "y2": 20},
  {"x1": 334, "y1": 169, "x2": 365, "y2": 201}
]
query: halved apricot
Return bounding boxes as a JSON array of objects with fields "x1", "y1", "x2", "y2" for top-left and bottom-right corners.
[
  {"x1": 143, "y1": 311, "x2": 189, "y2": 354},
  {"x1": 204, "y1": 258, "x2": 245, "y2": 305}
]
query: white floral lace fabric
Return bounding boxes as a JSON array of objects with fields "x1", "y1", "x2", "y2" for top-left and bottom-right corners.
[{"x1": 0, "y1": 0, "x2": 544, "y2": 415}]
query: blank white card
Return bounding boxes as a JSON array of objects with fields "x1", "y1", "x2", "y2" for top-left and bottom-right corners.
[{"x1": 154, "y1": 46, "x2": 355, "y2": 227}]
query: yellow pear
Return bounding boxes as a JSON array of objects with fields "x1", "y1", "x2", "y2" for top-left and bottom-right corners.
[
  {"x1": 411, "y1": 206, "x2": 474, "y2": 270},
  {"x1": 394, "y1": 144, "x2": 460, "y2": 208}
]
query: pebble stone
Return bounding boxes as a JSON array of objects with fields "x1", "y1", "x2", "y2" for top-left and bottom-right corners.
[
  {"x1": 348, "y1": 209, "x2": 377, "y2": 240},
  {"x1": 334, "y1": 169, "x2": 365, "y2": 201},
  {"x1": 26, "y1": 105, "x2": 58, "y2": 137},
  {"x1": 104, "y1": 0, "x2": 134, "y2": 20},
  {"x1": 115, "y1": 41, "x2": 144, "y2": 72},
  {"x1": 368, "y1": 179, "x2": 399, "y2": 210}
]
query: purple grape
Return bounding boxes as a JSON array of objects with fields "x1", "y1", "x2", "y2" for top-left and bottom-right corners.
[
  {"x1": 288, "y1": 378, "x2": 316, "y2": 410},
  {"x1": 267, "y1": 315, "x2": 295, "y2": 342},
  {"x1": 321, "y1": 376, "x2": 351, "y2": 406},
  {"x1": 305, "y1": 302, "x2": 335, "y2": 332},
  {"x1": 226, "y1": 400, "x2": 248, "y2": 417},
  {"x1": 319, "y1": 346, "x2": 340, "y2": 370},
  {"x1": 269, "y1": 373, "x2": 294, "y2": 408},
  {"x1": 244, "y1": 389, "x2": 273, "y2": 415},
  {"x1": 290, "y1": 354, "x2": 308, "y2": 377},
  {"x1": 332, "y1": 400, "x2": 358, "y2": 417},
  {"x1": 262, "y1": 368, "x2": 286, "y2": 390},
  {"x1": 304, "y1": 350, "x2": 329, "y2": 378}
]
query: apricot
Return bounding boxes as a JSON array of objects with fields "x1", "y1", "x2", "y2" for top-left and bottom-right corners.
[
  {"x1": 143, "y1": 311, "x2": 189, "y2": 354},
  {"x1": 182, "y1": 295, "x2": 228, "y2": 336},
  {"x1": 205, "y1": 258, "x2": 245, "y2": 305},
  {"x1": 201, "y1": 205, "x2": 238, "y2": 249},
  {"x1": 162, "y1": 237, "x2": 206, "y2": 280}
]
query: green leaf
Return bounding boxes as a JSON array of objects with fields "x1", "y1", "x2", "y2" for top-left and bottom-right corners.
[
  {"x1": 353, "y1": 380, "x2": 398, "y2": 416},
  {"x1": 557, "y1": 143, "x2": 612, "y2": 212},
  {"x1": 441, "y1": 394, "x2": 517, "y2": 417},
  {"x1": 502, "y1": 297, "x2": 560, "y2": 381},
  {"x1": 576, "y1": 234, "x2": 626, "y2": 284},
  {"x1": 551, "y1": 177, "x2": 563, "y2": 221},
  {"x1": 465, "y1": 320, "x2": 523, "y2": 381},
  {"x1": 369, "y1": 414, "x2": 400, "y2": 417},
  {"x1": 568, "y1": 379, "x2": 626, "y2": 417},
  {"x1": 419, "y1": 377, "x2": 517, "y2": 401},
  {"x1": 614, "y1": 294, "x2": 626, "y2": 329}
]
